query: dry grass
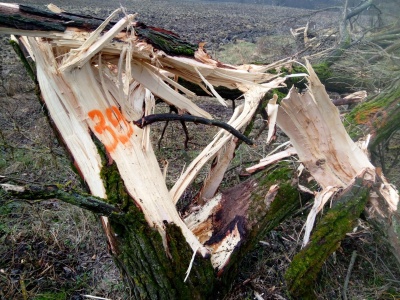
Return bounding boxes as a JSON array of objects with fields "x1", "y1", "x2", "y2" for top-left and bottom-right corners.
[{"x1": 0, "y1": 199, "x2": 128, "y2": 299}]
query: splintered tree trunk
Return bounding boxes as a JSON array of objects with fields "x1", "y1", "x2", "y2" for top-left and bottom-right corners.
[
  {"x1": 1, "y1": 4, "x2": 399, "y2": 300},
  {"x1": 0, "y1": 4, "x2": 297, "y2": 299},
  {"x1": 104, "y1": 162, "x2": 302, "y2": 299}
]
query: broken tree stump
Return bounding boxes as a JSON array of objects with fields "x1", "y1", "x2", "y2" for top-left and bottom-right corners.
[{"x1": 1, "y1": 3, "x2": 399, "y2": 299}]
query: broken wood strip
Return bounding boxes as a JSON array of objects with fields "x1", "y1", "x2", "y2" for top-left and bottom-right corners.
[
  {"x1": 246, "y1": 147, "x2": 297, "y2": 174},
  {"x1": 277, "y1": 61, "x2": 374, "y2": 189},
  {"x1": 196, "y1": 138, "x2": 238, "y2": 203}
]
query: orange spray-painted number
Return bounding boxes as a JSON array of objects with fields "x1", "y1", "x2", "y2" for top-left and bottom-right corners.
[{"x1": 88, "y1": 106, "x2": 134, "y2": 152}]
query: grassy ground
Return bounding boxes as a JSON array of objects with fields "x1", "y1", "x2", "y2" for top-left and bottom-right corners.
[{"x1": 1, "y1": 1, "x2": 400, "y2": 299}]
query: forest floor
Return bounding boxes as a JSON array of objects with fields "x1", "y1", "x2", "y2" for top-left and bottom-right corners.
[{"x1": 1, "y1": 1, "x2": 400, "y2": 299}]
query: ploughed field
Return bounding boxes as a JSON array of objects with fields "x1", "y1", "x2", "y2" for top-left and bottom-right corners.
[{"x1": 1, "y1": 0, "x2": 325, "y2": 51}]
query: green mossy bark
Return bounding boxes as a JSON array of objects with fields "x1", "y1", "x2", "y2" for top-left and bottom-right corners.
[
  {"x1": 345, "y1": 78, "x2": 400, "y2": 159},
  {"x1": 109, "y1": 209, "x2": 215, "y2": 300},
  {"x1": 97, "y1": 142, "x2": 215, "y2": 300},
  {"x1": 219, "y1": 163, "x2": 307, "y2": 294},
  {"x1": 285, "y1": 178, "x2": 370, "y2": 299},
  {"x1": 2, "y1": 183, "x2": 119, "y2": 216}
]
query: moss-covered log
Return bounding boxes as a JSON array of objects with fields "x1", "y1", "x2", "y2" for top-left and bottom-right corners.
[
  {"x1": 345, "y1": 78, "x2": 400, "y2": 164},
  {"x1": 285, "y1": 176, "x2": 371, "y2": 299},
  {"x1": 0, "y1": 182, "x2": 119, "y2": 216},
  {"x1": 109, "y1": 207, "x2": 216, "y2": 300},
  {"x1": 102, "y1": 159, "x2": 304, "y2": 299}
]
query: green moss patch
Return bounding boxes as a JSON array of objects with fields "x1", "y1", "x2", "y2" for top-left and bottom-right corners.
[{"x1": 285, "y1": 179, "x2": 369, "y2": 299}]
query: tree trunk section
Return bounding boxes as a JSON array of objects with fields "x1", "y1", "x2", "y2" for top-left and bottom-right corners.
[
  {"x1": 0, "y1": 5, "x2": 295, "y2": 298},
  {"x1": 2, "y1": 4, "x2": 399, "y2": 300},
  {"x1": 345, "y1": 78, "x2": 400, "y2": 267},
  {"x1": 102, "y1": 160, "x2": 303, "y2": 299},
  {"x1": 285, "y1": 176, "x2": 371, "y2": 299}
]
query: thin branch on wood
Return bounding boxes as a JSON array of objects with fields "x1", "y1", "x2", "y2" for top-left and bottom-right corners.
[
  {"x1": 0, "y1": 182, "x2": 120, "y2": 216},
  {"x1": 158, "y1": 120, "x2": 170, "y2": 150},
  {"x1": 181, "y1": 119, "x2": 190, "y2": 149},
  {"x1": 342, "y1": 250, "x2": 358, "y2": 300},
  {"x1": 157, "y1": 105, "x2": 190, "y2": 150},
  {"x1": 134, "y1": 113, "x2": 255, "y2": 146},
  {"x1": 332, "y1": 91, "x2": 367, "y2": 106}
]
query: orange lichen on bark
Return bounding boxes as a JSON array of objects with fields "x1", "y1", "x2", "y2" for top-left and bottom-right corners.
[{"x1": 353, "y1": 106, "x2": 381, "y2": 124}]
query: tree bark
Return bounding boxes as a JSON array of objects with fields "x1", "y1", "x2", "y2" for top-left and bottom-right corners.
[
  {"x1": 286, "y1": 175, "x2": 371, "y2": 298},
  {"x1": 1, "y1": 161, "x2": 305, "y2": 299},
  {"x1": 345, "y1": 78, "x2": 400, "y2": 268}
]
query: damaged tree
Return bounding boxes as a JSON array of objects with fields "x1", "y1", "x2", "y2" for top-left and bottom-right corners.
[{"x1": 0, "y1": 3, "x2": 399, "y2": 299}]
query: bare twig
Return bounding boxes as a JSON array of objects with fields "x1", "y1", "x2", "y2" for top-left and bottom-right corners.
[
  {"x1": 342, "y1": 250, "x2": 358, "y2": 300},
  {"x1": 157, "y1": 105, "x2": 190, "y2": 150},
  {"x1": 134, "y1": 113, "x2": 255, "y2": 146}
]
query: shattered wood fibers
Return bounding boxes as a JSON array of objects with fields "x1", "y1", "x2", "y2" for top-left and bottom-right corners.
[
  {"x1": 0, "y1": 4, "x2": 286, "y2": 268},
  {"x1": 1, "y1": 3, "x2": 397, "y2": 274}
]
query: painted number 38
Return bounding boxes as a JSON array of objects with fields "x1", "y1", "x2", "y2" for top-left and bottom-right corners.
[{"x1": 88, "y1": 106, "x2": 134, "y2": 152}]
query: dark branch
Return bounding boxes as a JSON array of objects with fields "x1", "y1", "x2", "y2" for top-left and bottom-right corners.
[
  {"x1": 0, "y1": 4, "x2": 197, "y2": 56},
  {"x1": 345, "y1": 0, "x2": 375, "y2": 20},
  {"x1": 1, "y1": 182, "x2": 120, "y2": 216},
  {"x1": 332, "y1": 97, "x2": 363, "y2": 106},
  {"x1": 134, "y1": 113, "x2": 255, "y2": 146},
  {"x1": 157, "y1": 105, "x2": 191, "y2": 149}
]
